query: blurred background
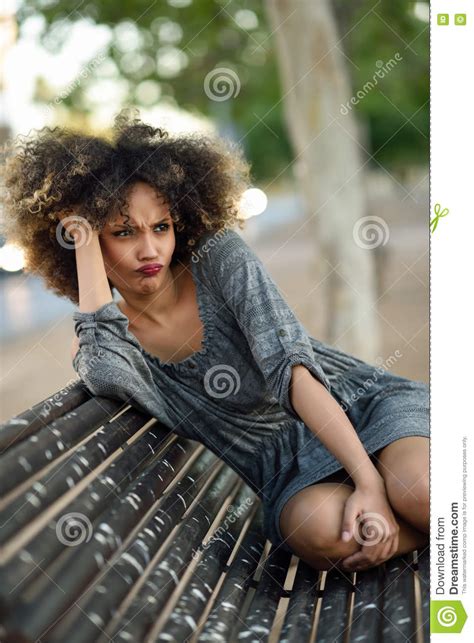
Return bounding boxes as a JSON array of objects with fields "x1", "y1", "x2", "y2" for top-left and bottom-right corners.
[{"x1": 0, "y1": 0, "x2": 429, "y2": 422}]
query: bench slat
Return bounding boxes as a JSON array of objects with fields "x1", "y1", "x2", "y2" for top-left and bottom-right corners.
[
  {"x1": 416, "y1": 547, "x2": 430, "y2": 641},
  {"x1": 235, "y1": 544, "x2": 293, "y2": 641},
  {"x1": 0, "y1": 430, "x2": 189, "y2": 612},
  {"x1": 197, "y1": 507, "x2": 266, "y2": 641},
  {"x1": 3, "y1": 444, "x2": 214, "y2": 642},
  {"x1": 279, "y1": 560, "x2": 322, "y2": 642},
  {"x1": 314, "y1": 567, "x2": 354, "y2": 642},
  {"x1": 380, "y1": 553, "x2": 417, "y2": 642},
  {"x1": 0, "y1": 397, "x2": 119, "y2": 496},
  {"x1": 154, "y1": 484, "x2": 257, "y2": 641},
  {"x1": 47, "y1": 448, "x2": 222, "y2": 642},
  {"x1": 0, "y1": 407, "x2": 166, "y2": 544},
  {"x1": 105, "y1": 462, "x2": 239, "y2": 642},
  {"x1": 350, "y1": 565, "x2": 385, "y2": 641},
  {"x1": 0, "y1": 382, "x2": 90, "y2": 451}
]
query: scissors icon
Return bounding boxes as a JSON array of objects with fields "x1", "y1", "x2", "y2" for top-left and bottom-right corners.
[{"x1": 430, "y1": 203, "x2": 449, "y2": 233}]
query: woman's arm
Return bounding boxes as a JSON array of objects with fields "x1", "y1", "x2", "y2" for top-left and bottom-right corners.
[
  {"x1": 59, "y1": 215, "x2": 113, "y2": 312},
  {"x1": 76, "y1": 232, "x2": 113, "y2": 312},
  {"x1": 289, "y1": 365, "x2": 384, "y2": 489},
  {"x1": 61, "y1": 215, "x2": 171, "y2": 423},
  {"x1": 290, "y1": 364, "x2": 400, "y2": 567},
  {"x1": 71, "y1": 335, "x2": 80, "y2": 362}
]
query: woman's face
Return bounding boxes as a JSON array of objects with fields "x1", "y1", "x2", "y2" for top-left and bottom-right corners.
[{"x1": 99, "y1": 181, "x2": 176, "y2": 296}]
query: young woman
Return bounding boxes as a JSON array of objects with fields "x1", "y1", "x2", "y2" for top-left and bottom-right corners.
[{"x1": 2, "y1": 110, "x2": 429, "y2": 573}]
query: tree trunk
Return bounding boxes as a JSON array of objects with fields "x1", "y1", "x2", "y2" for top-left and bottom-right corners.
[{"x1": 264, "y1": 0, "x2": 380, "y2": 360}]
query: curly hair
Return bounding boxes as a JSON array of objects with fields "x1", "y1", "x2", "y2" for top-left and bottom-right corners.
[{"x1": 1, "y1": 108, "x2": 250, "y2": 305}]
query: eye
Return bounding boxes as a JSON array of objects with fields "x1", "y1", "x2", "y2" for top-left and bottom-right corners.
[{"x1": 113, "y1": 223, "x2": 171, "y2": 237}]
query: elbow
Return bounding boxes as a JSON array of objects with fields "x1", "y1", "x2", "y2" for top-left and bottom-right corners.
[
  {"x1": 71, "y1": 335, "x2": 80, "y2": 363},
  {"x1": 289, "y1": 364, "x2": 329, "y2": 418},
  {"x1": 289, "y1": 365, "x2": 311, "y2": 413},
  {"x1": 72, "y1": 346, "x2": 110, "y2": 394}
]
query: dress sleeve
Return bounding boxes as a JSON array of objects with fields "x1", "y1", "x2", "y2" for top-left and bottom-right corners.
[
  {"x1": 208, "y1": 229, "x2": 333, "y2": 421},
  {"x1": 72, "y1": 300, "x2": 170, "y2": 423}
]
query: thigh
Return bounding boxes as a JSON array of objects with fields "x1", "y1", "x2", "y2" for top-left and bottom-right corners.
[
  {"x1": 373, "y1": 436, "x2": 430, "y2": 513},
  {"x1": 309, "y1": 448, "x2": 384, "y2": 487}
]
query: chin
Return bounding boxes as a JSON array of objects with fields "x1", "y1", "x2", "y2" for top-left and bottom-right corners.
[{"x1": 137, "y1": 278, "x2": 163, "y2": 294}]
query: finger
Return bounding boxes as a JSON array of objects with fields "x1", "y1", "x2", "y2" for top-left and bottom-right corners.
[
  {"x1": 355, "y1": 537, "x2": 392, "y2": 569},
  {"x1": 363, "y1": 542, "x2": 386, "y2": 568},
  {"x1": 341, "y1": 545, "x2": 375, "y2": 570},
  {"x1": 380, "y1": 538, "x2": 394, "y2": 562},
  {"x1": 375, "y1": 533, "x2": 399, "y2": 566},
  {"x1": 340, "y1": 553, "x2": 365, "y2": 570},
  {"x1": 342, "y1": 553, "x2": 373, "y2": 571},
  {"x1": 342, "y1": 531, "x2": 383, "y2": 569},
  {"x1": 357, "y1": 514, "x2": 390, "y2": 546},
  {"x1": 341, "y1": 501, "x2": 358, "y2": 542},
  {"x1": 342, "y1": 518, "x2": 397, "y2": 570},
  {"x1": 341, "y1": 550, "x2": 362, "y2": 566},
  {"x1": 339, "y1": 541, "x2": 362, "y2": 569}
]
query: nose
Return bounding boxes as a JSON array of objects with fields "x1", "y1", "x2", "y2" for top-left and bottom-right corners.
[{"x1": 137, "y1": 231, "x2": 159, "y2": 261}]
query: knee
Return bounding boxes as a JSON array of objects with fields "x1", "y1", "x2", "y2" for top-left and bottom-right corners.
[
  {"x1": 280, "y1": 486, "x2": 360, "y2": 564},
  {"x1": 375, "y1": 436, "x2": 430, "y2": 529},
  {"x1": 405, "y1": 471, "x2": 429, "y2": 508},
  {"x1": 385, "y1": 470, "x2": 430, "y2": 529},
  {"x1": 308, "y1": 511, "x2": 358, "y2": 559}
]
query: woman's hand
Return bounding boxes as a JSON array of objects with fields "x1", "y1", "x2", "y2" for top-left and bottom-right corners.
[
  {"x1": 57, "y1": 211, "x2": 96, "y2": 246},
  {"x1": 339, "y1": 482, "x2": 400, "y2": 571}
]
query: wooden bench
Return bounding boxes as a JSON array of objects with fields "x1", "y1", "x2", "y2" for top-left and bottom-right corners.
[{"x1": 0, "y1": 381, "x2": 430, "y2": 642}]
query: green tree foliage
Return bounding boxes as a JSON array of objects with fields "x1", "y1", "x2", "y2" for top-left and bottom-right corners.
[
  {"x1": 17, "y1": 0, "x2": 428, "y2": 180},
  {"x1": 333, "y1": 0, "x2": 429, "y2": 168}
]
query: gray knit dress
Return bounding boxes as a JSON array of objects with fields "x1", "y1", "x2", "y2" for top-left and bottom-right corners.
[{"x1": 72, "y1": 228, "x2": 429, "y2": 553}]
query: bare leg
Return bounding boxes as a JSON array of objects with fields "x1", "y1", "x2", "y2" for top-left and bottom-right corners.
[
  {"x1": 373, "y1": 436, "x2": 430, "y2": 534},
  {"x1": 279, "y1": 481, "x2": 428, "y2": 572}
]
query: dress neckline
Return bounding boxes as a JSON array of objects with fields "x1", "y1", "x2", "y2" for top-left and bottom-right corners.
[{"x1": 136, "y1": 258, "x2": 213, "y2": 370}]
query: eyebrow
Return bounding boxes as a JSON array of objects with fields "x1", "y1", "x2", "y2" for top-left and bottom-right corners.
[{"x1": 112, "y1": 216, "x2": 171, "y2": 228}]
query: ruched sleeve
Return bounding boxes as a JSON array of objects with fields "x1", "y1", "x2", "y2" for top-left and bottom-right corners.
[
  {"x1": 72, "y1": 300, "x2": 170, "y2": 423},
  {"x1": 208, "y1": 229, "x2": 333, "y2": 421}
]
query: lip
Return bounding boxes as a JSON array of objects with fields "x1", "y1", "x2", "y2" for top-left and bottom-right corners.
[{"x1": 136, "y1": 263, "x2": 163, "y2": 274}]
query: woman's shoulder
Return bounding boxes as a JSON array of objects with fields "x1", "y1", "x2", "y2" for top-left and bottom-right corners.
[
  {"x1": 191, "y1": 227, "x2": 258, "y2": 278},
  {"x1": 191, "y1": 227, "x2": 244, "y2": 257}
]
